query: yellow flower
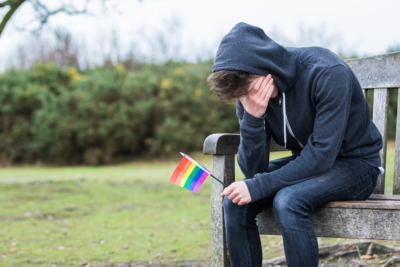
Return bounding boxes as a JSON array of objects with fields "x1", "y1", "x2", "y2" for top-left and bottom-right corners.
[
  {"x1": 67, "y1": 67, "x2": 85, "y2": 82},
  {"x1": 115, "y1": 63, "x2": 125, "y2": 71},
  {"x1": 161, "y1": 79, "x2": 170, "y2": 89},
  {"x1": 194, "y1": 88, "x2": 202, "y2": 97}
]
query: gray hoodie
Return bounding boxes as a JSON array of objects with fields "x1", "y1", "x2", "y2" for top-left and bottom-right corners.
[{"x1": 212, "y1": 22, "x2": 383, "y2": 202}]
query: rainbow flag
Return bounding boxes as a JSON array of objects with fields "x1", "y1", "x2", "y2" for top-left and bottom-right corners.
[{"x1": 169, "y1": 153, "x2": 210, "y2": 193}]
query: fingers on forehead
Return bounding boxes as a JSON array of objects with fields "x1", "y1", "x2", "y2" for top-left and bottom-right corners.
[
  {"x1": 253, "y1": 76, "x2": 264, "y2": 89},
  {"x1": 261, "y1": 75, "x2": 272, "y2": 87},
  {"x1": 267, "y1": 77, "x2": 274, "y2": 86}
]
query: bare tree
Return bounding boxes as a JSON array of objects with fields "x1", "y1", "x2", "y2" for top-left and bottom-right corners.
[
  {"x1": 143, "y1": 15, "x2": 183, "y2": 61},
  {"x1": 0, "y1": 0, "x2": 136, "y2": 39},
  {"x1": 11, "y1": 27, "x2": 79, "y2": 68}
]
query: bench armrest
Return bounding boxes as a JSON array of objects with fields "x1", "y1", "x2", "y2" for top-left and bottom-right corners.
[
  {"x1": 203, "y1": 133, "x2": 288, "y2": 155},
  {"x1": 203, "y1": 133, "x2": 240, "y2": 155}
]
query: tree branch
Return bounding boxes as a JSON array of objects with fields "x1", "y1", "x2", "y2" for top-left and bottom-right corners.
[
  {"x1": 0, "y1": 0, "x2": 22, "y2": 8},
  {"x1": 1, "y1": 0, "x2": 129, "y2": 39},
  {"x1": 31, "y1": 0, "x2": 92, "y2": 24},
  {"x1": 0, "y1": 0, "x2": 24, "y2": 36}
]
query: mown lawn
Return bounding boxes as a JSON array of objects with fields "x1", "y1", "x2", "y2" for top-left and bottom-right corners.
[{"x1": 0, "y1": 146, "x2": 399, "y2": 266}]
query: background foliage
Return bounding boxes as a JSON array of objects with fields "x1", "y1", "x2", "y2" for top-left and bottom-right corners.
[
  {"x1": 0, "y1": 56, "x2": 399, "y2": 165},
  {"x1": 0, "y1": 60, "x2": 238, "y2": 165}
]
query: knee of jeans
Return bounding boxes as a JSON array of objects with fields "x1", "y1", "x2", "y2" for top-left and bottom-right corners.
[
  {"x1": 273, "y1": 190, "x2": 310, "y2": 220},
  {"x1": 273, "y1": 193, "x2": 290, "y2": 217}
]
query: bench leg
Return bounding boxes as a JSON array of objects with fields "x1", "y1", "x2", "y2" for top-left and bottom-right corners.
[{"x1": 211, "y1": 154, "x2": 235, "y2": 267}]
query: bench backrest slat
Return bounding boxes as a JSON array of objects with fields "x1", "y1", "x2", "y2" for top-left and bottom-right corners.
[
  {"x1": 393, "y1": 92, "x2": 400, "y2": 195},
  {"x1": 372, "y1": 89, "x2": 389, "y2": 194},
  {"x1": 347, "y1": 53, "x2": 400, "y2": 195},
  {"x1": 362, "y1": 89, "x2": 367, "y2": 99},
  {"x1": 345, "y1": 52, "x2": 400, "y2": 89}
]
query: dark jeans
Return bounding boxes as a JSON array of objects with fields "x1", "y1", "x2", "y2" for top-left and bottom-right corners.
[{"x1": 223, "y1": 156, "x2": 380, "y2": 267}]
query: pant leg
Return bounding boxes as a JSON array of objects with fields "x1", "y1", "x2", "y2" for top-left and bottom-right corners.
[
  {"x1": 223, "y1": 156, "x2": 296, "y2": 267},
  {"x1": 272, "y1": 158, "x2": 379, "y2": 267}
]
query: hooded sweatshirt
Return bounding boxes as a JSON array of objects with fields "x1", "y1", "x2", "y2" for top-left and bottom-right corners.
[{"x1": 212, "y1": 22, "x2": 383, "y2": 202}]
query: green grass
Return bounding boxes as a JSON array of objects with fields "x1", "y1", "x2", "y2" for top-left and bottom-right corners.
[
  {"x1": 0, "y1": 148, "x2": 399, "y2": 266},
  {"x1": 0, "y1": 154, "x2": 215, "y2": 266}
]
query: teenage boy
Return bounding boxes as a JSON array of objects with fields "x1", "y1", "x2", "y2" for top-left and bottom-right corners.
[{"x1": 207, "y1": 22, "x2": 383, "y2": 267}]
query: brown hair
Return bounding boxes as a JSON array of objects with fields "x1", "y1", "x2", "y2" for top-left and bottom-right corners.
[{"x1": 207, "y1": 70, "x2": 257, "y2": 102}]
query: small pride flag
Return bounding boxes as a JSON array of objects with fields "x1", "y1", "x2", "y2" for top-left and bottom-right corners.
[{"x1": 169, "y1": 153, "x2": 211, "y2": 193}]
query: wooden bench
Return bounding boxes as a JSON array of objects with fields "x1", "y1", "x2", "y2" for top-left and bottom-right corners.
[{"x1": 203, "y1": 52, "x2": 400, "y2": 266}]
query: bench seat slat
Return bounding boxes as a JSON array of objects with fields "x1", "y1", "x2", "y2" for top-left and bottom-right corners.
[
  {"x1": 324, "y1": 200, "x2": 400, "y2": 210},
  {"x1": 369, "y1": 194, "x2": 400, "y2": 200},
  {"x1": 257, "y1": 206, "x2": 400, "y2": 240}
]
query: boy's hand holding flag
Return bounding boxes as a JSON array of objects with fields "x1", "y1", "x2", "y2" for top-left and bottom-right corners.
[
  {"x1": 170, "y1": 152, "x2": 250, "y2": 205},
  {"x1": 221, "y1": 182, "x2": 252, "y2": 205}
]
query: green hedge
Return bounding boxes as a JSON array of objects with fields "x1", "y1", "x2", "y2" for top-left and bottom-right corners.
[
  {"x1": 0, "y1": 60, "x2": 398, "y2": 165},
  {"x1": 0, "y1": 61, "x2": 238, "y2": 165}
]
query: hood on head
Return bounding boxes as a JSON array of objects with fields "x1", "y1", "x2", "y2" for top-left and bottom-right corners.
[{"x1": 212, "y1": 22, "x2": 298, "y2": 93}]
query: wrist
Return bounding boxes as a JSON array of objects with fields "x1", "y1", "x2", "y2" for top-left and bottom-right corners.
[
  {"x1": 236, "y1": 99, "x2": 244, "y2": 119},
  {"x1": 243, "y1": 109, "x2": 266, "y2": 126},
  {"x1": 243, "y1": 177, "x2": 264, "y2": 202},
  {"x1": 247, "y1": 109, "x2": 265, "y2": 118}
]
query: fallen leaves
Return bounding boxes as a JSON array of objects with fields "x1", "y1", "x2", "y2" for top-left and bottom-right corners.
[{"x1": 360, "y1": 254, "x2": 379, "y2": 260}]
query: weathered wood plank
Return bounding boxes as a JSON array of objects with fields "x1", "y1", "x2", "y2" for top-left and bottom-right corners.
[
  {"x1": 369, "y1": 194, "x2": 400, "y2": 200},
  {"x1": 211, "y1": 154, "x2": 235, "y2": 267},
  {"x1": 204, "y1": 134, "x2": 240, "y2": 155},
  {"x1": 372, "y1": 89, "x2": 389, "y2": 194},
  {"x1": 345, "y1": 52, "x2": 400, "y2": 89},
  {"x1": 324, "y1": 200, "x2": 400, "y2": 210},
  {"x1": 257, "y1": 206, "x2": 400, "y2": 240},
  {"x1": 394, "y1": 89, "x2": 400, "y2": 195},
  {"x1": 362, "y1": 89, "x2": 367, "y2": 99},
  {"x1": 204, "y1": 133, "x2": 286, "y2": 155}
]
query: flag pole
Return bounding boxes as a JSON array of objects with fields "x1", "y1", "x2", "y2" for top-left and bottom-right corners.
[
  {"x1": 180, "y1": 152, "x2": 228, "y2": 187},
  {"x1": 210, "y1": 173, "x2": 228, "y2": 187}
]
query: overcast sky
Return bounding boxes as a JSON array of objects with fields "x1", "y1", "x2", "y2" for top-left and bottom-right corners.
[{"x1": 0, "y1": 0, "x2": 399, "y2": 70}]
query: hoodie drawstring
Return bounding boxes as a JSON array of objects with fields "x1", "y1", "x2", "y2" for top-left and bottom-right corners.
[{"x1": 282, "y1": 93, "x2": 287, "y2": 148}]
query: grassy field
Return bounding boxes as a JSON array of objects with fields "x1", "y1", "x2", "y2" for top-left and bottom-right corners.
[{"x1": 0, "y1": 146, "x2": 399, "y2": 266}]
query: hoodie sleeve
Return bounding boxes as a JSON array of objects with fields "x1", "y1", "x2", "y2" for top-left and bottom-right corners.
[
  {"x1": 236, "y1": 99, "x2": 271, "y2": 178},
  {"x1": 243, "y1": 65, "x2": 353, "y2": 202}
]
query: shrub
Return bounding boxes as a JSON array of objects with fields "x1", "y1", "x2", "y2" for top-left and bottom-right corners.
[{"x1": 0, "y1": 60, "x2": 238, "y2": 165}]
